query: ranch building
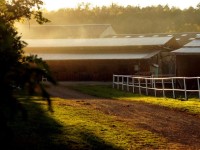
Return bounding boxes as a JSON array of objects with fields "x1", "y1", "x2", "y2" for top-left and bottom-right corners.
[
  {"x1": 24, "y1": 37, "x2": 180, "y2": 81},
  {"x1": 172, "y1": 35, "x2": 200, "y2": 77}
]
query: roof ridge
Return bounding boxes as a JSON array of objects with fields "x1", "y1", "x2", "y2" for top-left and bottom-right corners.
[{"x1": 16, "y1": 24, "x2": 112, "y2": 27}]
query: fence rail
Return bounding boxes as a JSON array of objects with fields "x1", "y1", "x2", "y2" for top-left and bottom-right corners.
[{"x1": 113, "y1": 75, "x2": 200, "y2": 99}]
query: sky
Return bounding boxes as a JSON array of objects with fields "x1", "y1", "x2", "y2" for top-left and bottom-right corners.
[{"x1": 42, "y1": 0, "x2": 200, "y2": 11}]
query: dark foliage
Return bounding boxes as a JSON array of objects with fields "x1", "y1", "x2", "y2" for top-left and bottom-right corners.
[{"x1": 0, "y1": 0, "x2": 55, "y2": 146}]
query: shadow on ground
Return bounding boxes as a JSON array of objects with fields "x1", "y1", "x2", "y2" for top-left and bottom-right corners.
[{"x1": 1, "y1": 97, "x2": 121, "y2": 150}]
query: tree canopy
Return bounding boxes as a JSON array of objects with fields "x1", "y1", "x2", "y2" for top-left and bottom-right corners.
[
  {"x1": 0, "y1": 0, "x2": 55, "y2": 145},
  {"x1": 40, "y1": 3, "x2": 200, "y2": 34}
]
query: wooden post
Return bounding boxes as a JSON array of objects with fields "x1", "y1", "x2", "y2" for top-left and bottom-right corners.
[
  {"x1": 154, "y1": 78, "x2": 156, "y2": 97},
  {"x1": 112, "y1": 75, "x2": 115, "y2": 88},
  {"x1": 122, "y1": 76, "x2": 124, "y2": 91},
  {"x1": 132, "y1": 77, "x2": 135, "y2": 93},
  {"x1": 151, "y1": 75, "x2": 154, "y2": 88},
  {"x1": 117, "y1": 75, "x2": 119, "y2": 89},
  {"x1": 127, "y1": 76, "x2": 129, "y2": 92},
  {"x1": 198, "y1": 78, "x2": 200, "y2": 99},
  {"x1": 145, "y1": 78, "x2": 148, "y2": 95},
  {"x1": 162, "y1": 78, "x2": 165, "y2": 97},
  {"x1": 183, "y1": 77, "x2": 187, "y2": 100},
  {"x1": 138, "y1": 78, "x2": 141, "y2": 95},
  {"x1": 172, "y1": 78, "x2": 175, "y2": 98}
]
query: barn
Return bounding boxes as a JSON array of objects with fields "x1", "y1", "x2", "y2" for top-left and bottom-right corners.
[
  {"x1": 24, "y1": 37, "x2": 179, "y2": 81},
  {"x1": 172, "y1": 36, "x2": 200, "y2": 77}
]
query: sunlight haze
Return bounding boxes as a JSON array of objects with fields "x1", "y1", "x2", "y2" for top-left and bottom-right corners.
[{"x1": 43, "y1": 0, "x2": 200, "y2": 10}]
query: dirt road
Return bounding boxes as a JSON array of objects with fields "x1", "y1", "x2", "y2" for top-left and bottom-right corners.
[{"x1": 46, "y1": 83, "x2": 200, "y2": 149}]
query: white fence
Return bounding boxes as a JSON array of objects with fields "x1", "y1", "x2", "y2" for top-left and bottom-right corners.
[{"x1": 113, "y1": 75, "x2": 200, "y2": 99}]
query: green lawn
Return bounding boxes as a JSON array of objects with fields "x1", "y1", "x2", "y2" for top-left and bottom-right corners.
[
  {"x1": 5, "y1": 84, "x2": 200, "y2": 149},
  {"x1": 71, "y1": 85, "x2": 200, "y2": 116},
  {"x1": 7, "y1": 97, "x2": 167, "y2": 150}
]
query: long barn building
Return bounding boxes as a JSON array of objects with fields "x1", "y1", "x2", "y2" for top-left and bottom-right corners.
[{"x1": 24, "y1": 37, "x2": 179, "y2": 81}]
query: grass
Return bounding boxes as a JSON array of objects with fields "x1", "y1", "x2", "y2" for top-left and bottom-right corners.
[
  {"x1": 71, "y1": 85, "x2": 200, "y2": 116},
  {"x1": 6, "y1": 96, "x2": 168, "y2": 150},
  {"x1": 5, "y1": 84, "x2": 200, "y2": 149}
]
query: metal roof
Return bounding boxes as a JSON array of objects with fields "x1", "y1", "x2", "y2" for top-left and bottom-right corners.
[
  {"x1": 184, "y1": 40, "x2": 200, "y2": 47},
  {"x1": 17, "y1": 24, "x2": 115, "y2": 39},
  {"x1": 172, "y1": 48, "x2": 200, "y2": 54},
  {"x1": 107, "y1": 32, "x2": 200, "y2": 46},
  {"x1": 24, "y1": 37, "x2": 173, "y2": 48},
  {"x1": 26, "y1": 51, "x2": 160, "y2": 60},
  {"x1": 172, "y1": 39, "x2": 200, "y2": 54}
]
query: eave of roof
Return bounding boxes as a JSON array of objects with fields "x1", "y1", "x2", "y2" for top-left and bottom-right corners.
[
  {"x1": 24, "y1": 37, "x2": 173, "y2": 48},
  {"x1": 172, "y1": 47, "x2": 200, "y2": 54},
  {"x1": 107, "y1": 32, "x2": 200, "y2": 46},
  {"x1": 184, "y1": 40, "x2": 200, "y2": 47},
  {"x1": 26, "y1": 51, "x2": 160, "y2": 60}
]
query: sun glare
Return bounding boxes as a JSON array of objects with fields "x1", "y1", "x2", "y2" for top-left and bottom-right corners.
[
  {"x1": 42, "y1": 0, "x2": 200, "y2": 11},
  {"x1": 42, "y1": 0, "x2": 77, "y2": 10}
]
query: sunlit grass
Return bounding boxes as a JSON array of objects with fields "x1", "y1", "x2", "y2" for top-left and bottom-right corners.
[
  {"x1": 71, "y1": 85, "x2": 200, "y2": 115},
  {"x1": 10, "y1": 97, "x2": 167, "y2": 149},
  {"x1": 11, "y1": 85, "x2": 200, "y2": 149},
  {"x1": 49, "y1": 98, "x2": 167, "y2": 149}
]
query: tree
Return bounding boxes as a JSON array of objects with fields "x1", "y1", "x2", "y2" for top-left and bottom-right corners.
[
  {"x1": 0, "y1": 0, "x2": 56, "y2": 145},
  {"x1": 44, "y1": 4, "x2": 200, "y2": 33}
]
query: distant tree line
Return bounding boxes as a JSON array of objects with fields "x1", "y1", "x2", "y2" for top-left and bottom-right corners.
[{"x1": 35, "y1": 3, "x2": 200, "y2": 34}]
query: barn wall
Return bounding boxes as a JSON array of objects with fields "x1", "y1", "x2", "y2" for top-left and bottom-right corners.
[
  {"x1": 176, "y1": 55, "x2": 200, "y2": 77},
  {"x1": 158, "y1": 52, "x2": 176, "y2": 75},
  {"x1": 46, "y1": 59, "x2": 150, "y2": 81},
  {"x1": 26, "y1": 46, "x2": 158, "y2": 54}
]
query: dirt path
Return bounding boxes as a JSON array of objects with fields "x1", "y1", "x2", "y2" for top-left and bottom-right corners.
[{"x1": 46, "y1": 83, "x2": 200, "y2": 149}]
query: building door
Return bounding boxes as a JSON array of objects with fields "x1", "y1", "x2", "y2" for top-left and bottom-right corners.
[{"x1": 150, "y1": 64, "x2": 159, "y2": 77}]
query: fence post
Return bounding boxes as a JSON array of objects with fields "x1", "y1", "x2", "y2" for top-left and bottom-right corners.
[
  {"x1": 151, "y1": 75, "x2": 154, "y2": 88},
  {"x1": 117, "y1": 75, "x2": 119, "y2": 89},
  {"x1": 138, "y1": 78, "x2": 141, "y2": 95},
  {"x1": 198, "y1": 77, "x2": 200, "y2": 99},
  {"x1": 132, "y1": 77, "x2": 135, "y2": 93},
  {"x1": 172, "y1": 78, "x2": 175, "y2": 98},
  {"x1": 162, "y1": 79, "x2": 165, "y2": 97},
  {"x1": 113, "y1": 75, "x2": 115, "y2": 88},
  {"x1": 154, "y1": 78, "x2": 156, "y2": 97},
  {"x1": 183, "y1": 77, "x2": 187, "y2": 100},
  {"x1": 145, "y1": 78, "x2": 148, "y2": 95},
  {"x1": 122, "y1": 76, "x2": 124, "y2": 91},
  {"x1": 127, "y1": 76, "x2": 129, "y2": 92}
]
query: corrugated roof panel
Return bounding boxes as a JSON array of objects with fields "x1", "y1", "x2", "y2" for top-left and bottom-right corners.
[
  {"x1": 24, "y1": 37, "x2": 173, "y2": 48},
  {"x1": 106, "y1": 32, "x2": 200, "y2": 46},
  {"x1": 196, "y1": 34, "x2": 200, "y2": 38},
  {"x1": 26, "y1": 51, "x2": 160, "y2": 60},
  {"x1": 189, "y1": 38, "x2": 195, "y2": 41},
  {"x1": 153, "y1": 35, "x2": 159, "y2": 37},
  {"x1": 185, "y1": 40, "x2": 200, "y2": 47},
  {"x1": 17, "y1": 24, "x2": 114, "y2": 39},
  {"x1": 181, "y1": 34, "x2": 188, "y2": 36},
  {"x1": 172, "y1": 48, "x2": 200, "y2": 54}
]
